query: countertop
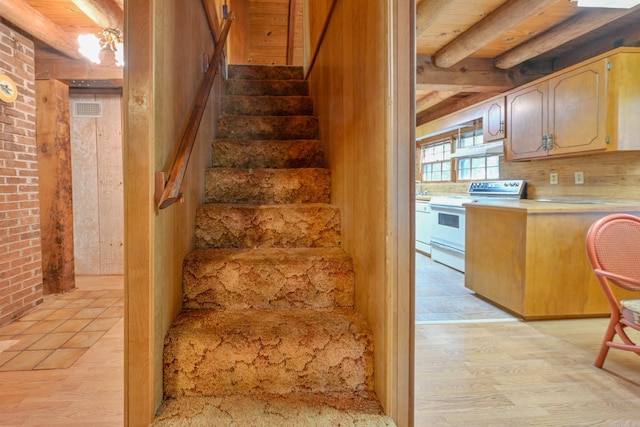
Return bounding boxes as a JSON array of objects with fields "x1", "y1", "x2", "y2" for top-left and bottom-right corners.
[{"x1": 465, "y1": 198, "x2": 640, "y2": 213}]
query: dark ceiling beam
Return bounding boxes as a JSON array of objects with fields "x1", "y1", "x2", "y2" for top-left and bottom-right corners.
[
  {"x1": 0, "y1": 0, "x2": 84, "y2": 60},
  {"x1": 71, "y1": 0, "x2": 124, "y2": 30},
  {"x1": 416, "y1": 0, "x2": 453, "y2": 37},
  {"x1": 494, "y1": 6, "x2": 640, "y2": 69},
  {"x1": 433, "y1": 0, "x2": 562, "y2": 68}
]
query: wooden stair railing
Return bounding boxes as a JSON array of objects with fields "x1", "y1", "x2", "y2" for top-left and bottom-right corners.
[{"x1": 155, "y1": 10, "x2": 235, "y2": 209}]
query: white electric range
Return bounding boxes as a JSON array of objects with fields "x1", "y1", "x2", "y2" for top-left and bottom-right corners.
[{"x1": 428, "y1": 180, "x2": 527, "y2": 272}]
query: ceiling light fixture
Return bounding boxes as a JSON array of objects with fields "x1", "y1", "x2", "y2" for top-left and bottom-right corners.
[
  {"x1": 78, "y1": 28, "x2": 124, "y2": 67},
  {"x1": 571, "y1": 0, "x2": 640, "y2": 8}
]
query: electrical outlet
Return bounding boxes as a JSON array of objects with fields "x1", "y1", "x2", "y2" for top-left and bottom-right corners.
[
  {"x1": 550, "y1": 173, "x2": 558, "y2": 185},
  {"x1": 575, "y1": 171, "x2": 584, "y2": 185}
]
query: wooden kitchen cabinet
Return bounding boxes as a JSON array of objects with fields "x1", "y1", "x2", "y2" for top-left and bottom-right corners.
[
  {"x1": 465, "y1": 203, "x2": 640, "y2": 319},
  {"x1": 505, "y1": 58, "x2": 607, "y2": 161},
  {"x1": 483, "y1": 97, "x2": 505, "y2": 142}
]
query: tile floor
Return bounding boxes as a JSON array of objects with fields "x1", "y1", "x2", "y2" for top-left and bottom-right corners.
[
  {"x1": 0, "y1": 280, "x2": 124, "y2": 372},
  {"x1": 415, "y1": 252, "x2": 517, "y2": 323}
]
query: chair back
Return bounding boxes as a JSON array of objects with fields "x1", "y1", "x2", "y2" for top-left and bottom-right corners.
[{"x1": 586, "y1": 213, "x2": 640, "y2": 292}]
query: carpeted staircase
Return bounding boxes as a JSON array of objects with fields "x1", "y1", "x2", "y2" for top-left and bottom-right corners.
[{"x1": 153, "y1": 65, "x2": 395, "y2": 426}]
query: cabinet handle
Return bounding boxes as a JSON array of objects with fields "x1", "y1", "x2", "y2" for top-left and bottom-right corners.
[
  {"x1": 547, "y1": 133, "x2": 554, "y2": 150},
  {"x1": 499, "y1": 120, "x2": 504, "y2": 134},
  {"x1": 542, "y1": 135, "x2": 548, "y2": 151}
]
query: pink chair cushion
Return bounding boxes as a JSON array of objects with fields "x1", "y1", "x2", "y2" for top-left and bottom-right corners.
[{"x1": 620, "y1": 299, "x2": 640, "y2": 327}]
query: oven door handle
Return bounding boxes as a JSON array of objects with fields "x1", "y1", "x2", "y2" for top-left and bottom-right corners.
[
  {"x1": 429, "y1": 203, "x2": 466, "y2": 211},
  {"x1": 431, "y1": 241, "x2": 465, "y2": 256}
]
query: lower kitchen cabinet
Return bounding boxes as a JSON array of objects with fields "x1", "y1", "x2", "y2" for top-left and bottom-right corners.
[
  {"x1": 416, "y1": 201, "x2": 432, "y2": 255},
  {"x1": 465, "y1": 203, "x2": 640, "y2": 319}
]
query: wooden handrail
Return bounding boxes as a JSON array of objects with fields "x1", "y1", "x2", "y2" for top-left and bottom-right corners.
[{"x1": 155, "y1": 11, "x2": 235, "y2": 209}]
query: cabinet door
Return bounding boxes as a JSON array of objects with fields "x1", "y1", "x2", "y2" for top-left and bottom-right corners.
[
  {"x1": 505, "y1": 82, "x2": 547, "y2": 161},
  {"x1": 483, "y1": 98, "x2": 505, "y2": 142},
  {"x1": 547, "y1": 59, "x2": 608, "y2": 156}
]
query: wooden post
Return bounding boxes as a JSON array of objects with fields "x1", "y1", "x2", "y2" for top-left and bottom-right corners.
[{"x1": 35, "y1": 79, "x2": 76, "y2": 295}]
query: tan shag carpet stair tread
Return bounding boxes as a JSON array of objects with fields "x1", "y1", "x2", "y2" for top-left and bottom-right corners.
[
  {"x1": 153, "y1": 392, "x2": 395, "y2": 426},
  {"x1": 182, "y1": 247, "x2": 354, "y2": 310},
  {"x1": 205, "y1": 167, "x2": 330, "y2": 204},
  {"x1": 164, "y1": 308, "x2": 373, "y2": 397}
]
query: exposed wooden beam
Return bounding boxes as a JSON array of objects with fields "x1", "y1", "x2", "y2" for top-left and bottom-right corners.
[
  {"x1": 416, "y1": 0, "x2": 453, "y2": 37},
  {"x1": 552, "y1": 14, "x2": 640, "y2": 70},
  {"x1": 494, "y1": 7, "x2": 640, "y2": 69},
  {"x1": 35, "y1": 46, "x2": 123, "y2": 83},
  {"x1": 434, "y1": 0, "x2": 562, "y2": 68},
  {"x1": 417, "y1": 55, "x2": 519, "y2": 92},
  {"x1": 71, "y1": 0, "x2": 124, "y2": 30},
  {"x1": 0, "y1": 0, "x2": 83, "y2": 60},
  {"x1": 416, "y1": 91, "x2": 458, "y2": 113},
  {"x1": 417, "y1": 92, "x2": 499, "y2": 127}
]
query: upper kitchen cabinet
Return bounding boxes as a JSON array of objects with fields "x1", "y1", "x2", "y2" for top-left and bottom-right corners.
[
  {"x1": 505, "y1": 47, "x2": 640, "y2": 161},
  {"x1": 417, "y1": 96, "x2": 507, "y2": 147},
  {"x1": 505, "y1": 58, "x2": 607, "y2": 161},
  {"x1": 483, "y1": 97, "x2": 505, "y2": 143}
]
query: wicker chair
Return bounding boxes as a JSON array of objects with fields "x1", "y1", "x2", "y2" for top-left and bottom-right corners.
[{"x1": 586, "y1": 213, "x2": 640, "y2": 368}]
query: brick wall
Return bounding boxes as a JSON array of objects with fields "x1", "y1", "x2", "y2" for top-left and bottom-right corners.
[{"x1": 0, "y1": 21, "x2": 43, "y2": 327}]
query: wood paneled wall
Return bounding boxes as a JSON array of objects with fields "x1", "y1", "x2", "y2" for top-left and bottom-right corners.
[
  {"x1": 421, "y1": 151, "x2": 640, "y2": 201},
  {"x1": 501, "y1": 151, "x2": 640, "y2": 201},
  {"x1": 226, "y1": 0, "x2": 303, "y2": 65},
  {"x1": 124, "y1": 0, "x2": 221, "y2": 424},
  {"x1": 70, "y1": 94, "x2": 123, "y2": 275},
  {"x1": 306, "y1": 0, "x2": 413, "y2": 425}
]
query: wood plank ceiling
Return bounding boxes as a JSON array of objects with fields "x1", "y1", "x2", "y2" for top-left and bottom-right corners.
[
  {"x1": 2, "y1": 0, "x2": 640, "y2": 123},
  {"x1": 416, "y1": 0, "x2": 640, "y2": 125}
]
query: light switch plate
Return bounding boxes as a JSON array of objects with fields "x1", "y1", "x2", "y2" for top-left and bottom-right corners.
[
  {"x1": 550, "y1": 173, "x2": 558, "y2": 185},
  {"x1": 575, "y1": 171, "x2": 584, "y2": 185}
]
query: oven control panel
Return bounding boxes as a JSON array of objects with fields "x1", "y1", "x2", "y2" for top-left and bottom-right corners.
[{"x1": 468, "y1": 180, "x2": 526, "y2": 198}]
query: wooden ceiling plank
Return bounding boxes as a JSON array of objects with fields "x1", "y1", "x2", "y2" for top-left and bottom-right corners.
[
  {"x1": 494, "y1": 6, "x2": 640, "y2": 69},
  {"x1": 70, "y1": 0, "x2": 124, "y2": 30},
  {"x1": 1, "y1": 0, "x2": 84, "y2": 60},
  {"x1": 416, "y1": 0, "x2": 454, "y2": 37},
  {"x1": 433, "y1": 0, "x2": 562, "y2": 68}
]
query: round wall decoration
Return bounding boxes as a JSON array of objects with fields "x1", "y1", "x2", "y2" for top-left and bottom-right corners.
[{"x1": 0, "y1": 74, "x2": 18, "y2": 103}]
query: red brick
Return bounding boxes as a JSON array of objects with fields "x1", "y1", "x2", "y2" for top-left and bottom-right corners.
[
  {"x1": 0, "y1": 282, "x2": 21, "y2": 298},
  {"x1": 0, "y1": 22, "x2": 39, "y2": 328},
  {"x1": 9, "y1": 271, "x2": 30, "y2": 285}
]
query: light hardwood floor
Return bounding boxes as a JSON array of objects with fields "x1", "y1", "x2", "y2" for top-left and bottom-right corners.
[
  {"x1": 415, "y1": 253, "x2": 640, "y2": 426},
  {"x1": 0, "y1": 269, "x2": 638, "y2": 426}
]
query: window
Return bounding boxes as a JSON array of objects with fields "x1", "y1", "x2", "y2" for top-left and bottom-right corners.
[
  {"x1": 418, "y1": 118, "x2": 501, "y2": 184},
  {"x1": 457, "y1": 155, "x2": 500, "y2": 181},
  {"x1": 420, "y1": 140, "x2": 451, "y2": 182},
  {"x1": 455, "y1": 120, "x2": 483, "y2": 150}
]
